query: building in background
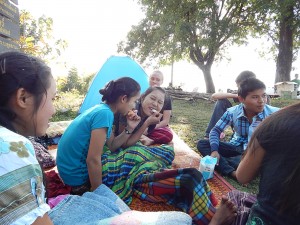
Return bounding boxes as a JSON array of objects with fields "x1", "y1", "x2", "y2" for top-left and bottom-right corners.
[{"x1": 0, "y1": 0, "x2": 19, "y2": 53}]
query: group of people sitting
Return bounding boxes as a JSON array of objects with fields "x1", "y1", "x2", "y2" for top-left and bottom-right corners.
[{"x1": 0, "y1": 51, "x2": 299, "y2": 225}]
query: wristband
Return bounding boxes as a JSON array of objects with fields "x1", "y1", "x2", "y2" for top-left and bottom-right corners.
[{"x1": 124, "y1": 127, "x2": 133, "y2": 134}]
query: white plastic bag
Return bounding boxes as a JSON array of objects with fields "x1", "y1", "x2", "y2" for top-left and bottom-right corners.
[{"x1": 199, "y1": 156, "x2": 217, "y2": 180}]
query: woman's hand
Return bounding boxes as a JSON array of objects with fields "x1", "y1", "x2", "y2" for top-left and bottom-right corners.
[
  {"x1": 145, "y1": 111, "x2": 163, "y2": 126},
  {"x1": 126, "y1": 110, "x2": 141, "y2": 131}
]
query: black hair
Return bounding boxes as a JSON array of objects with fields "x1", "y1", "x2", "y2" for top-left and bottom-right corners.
[
  {"x1": 237, "y1": 78, "x2": 265, "y2": 99},
  {"x1": 140, "y1": 86, "x2": 166, "y2": 101},
  {"x1": 99, "y1": 77, "x2": 140, "y2": 104},
  {"x1": 0, "y1": 51, "x2": 52, "y2": 132},
  {"x1": 135, "y1": 86, "x2": 166, "y2": 133},
  {"x1": 235, "y1": 70, "x2": 256, "y2": 85},
  {"x1": 247, "y1": 103, "x2": 300, "y2": 216}
]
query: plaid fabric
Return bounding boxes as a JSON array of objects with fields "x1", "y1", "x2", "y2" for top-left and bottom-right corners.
[
  {"x1": 134, "y1": 168, "x2": 217, "y2": 225},
  {"x1": 147, "y1": 126, "x2": 173, "y2": 144},
  {"x1": 102, "y1": 143, "x2": 217, "y2": 225},
  {"x1": 210, "y1": 104, "x2": 279, "y2": 150}
]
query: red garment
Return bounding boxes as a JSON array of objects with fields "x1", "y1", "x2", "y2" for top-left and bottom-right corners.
[
  {"x1": 45, "y1": 170, "x2": 71, "y2": 198},
  {"x1": 147, "y1": 127, "x2": 173, "y2": 144}
]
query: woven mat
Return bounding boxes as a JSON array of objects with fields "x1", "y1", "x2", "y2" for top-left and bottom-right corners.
[
  {"x1": 129, "y1": 132, "x2": 235, "y2": 211},
  {"x1": 46, "y1": 130, "x2": 235, "y2": 211}
]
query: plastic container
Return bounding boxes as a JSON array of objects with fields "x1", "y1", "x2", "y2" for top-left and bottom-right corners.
[{"x1": 199, "y1": 156, "x2": 218, "y2": 180}]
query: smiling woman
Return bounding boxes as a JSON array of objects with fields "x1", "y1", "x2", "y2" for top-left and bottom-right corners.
[{"x1": 0, "y1": 53, "x2": 193, "y2": 225}]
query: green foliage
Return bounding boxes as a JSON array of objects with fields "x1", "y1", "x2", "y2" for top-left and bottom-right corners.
[
  {"x1": 56, "y1": 68, "x2": 96, "y2": 96},
  {"x1": 60, "y1": 67, "x2": 80, "y2": 92},
  {"x1": 81, "y1": 72, "x2": 96, "y2": 94},
  {"x1": 51, "y1": 91, "x2": 84, "y2": 122},
  {"x1": 51, "y1": 109, "x2": 78, "y2": 122},
  {"x1": 18, "y1": 10, "x2": 68, "y2": 64},
  {"x1": 119, "y1": 0, "x2": 300, "y2": 90},
  {"x1": 251, "y1": 0, "x2": 300, "y2": 55},
  {"x1": 118, "y1": 0, "x2": 262, "y2": 93},
  {"x1": 249, "y1": 0, "x2": 300, "y2": 81}
]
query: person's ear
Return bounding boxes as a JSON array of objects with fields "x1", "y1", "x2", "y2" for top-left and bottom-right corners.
[
  {"x1": 16, "y1": 88, "x2": 30, "y2": 108},
  {"x1": 238, "y1": 95, "x2": 244, "y2": 103},
  {"x1": 120, "y1": 95, "x2": 128, "y2": 103}
]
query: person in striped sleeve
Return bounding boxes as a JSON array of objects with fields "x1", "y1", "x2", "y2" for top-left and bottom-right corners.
[{"x1": 197, "y1": 78, "x2": 279, "y2": 179}]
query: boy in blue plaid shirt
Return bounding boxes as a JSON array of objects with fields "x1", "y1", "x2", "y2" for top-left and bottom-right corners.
[{"x1": 197, "y1": 78, "x2": 279, "y2": 179}]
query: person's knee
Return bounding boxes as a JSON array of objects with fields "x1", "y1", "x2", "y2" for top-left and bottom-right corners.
[
  {"x1": 197, "y1": 139, "x2": 210, "y2": 155},
  {"x1": 217, "y1": 99, "x2": 232, "y2": 109},
  {"x1": 147, "y1": 128, "x2": 173, "y2": 144}
]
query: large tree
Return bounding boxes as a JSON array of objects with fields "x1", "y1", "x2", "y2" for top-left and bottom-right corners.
[
  {"x1": 19, "y1": 10, "x2": 68, "y2": 64},
  {"x1": 250, "y1": 0, "x2": 300, "y2": 82},
  {"x1": 118, "y1": 0, "x2": 260, "y2": 93}
]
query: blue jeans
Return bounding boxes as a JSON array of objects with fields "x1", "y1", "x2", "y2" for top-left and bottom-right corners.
[
  {"x1": 48, "y1": 184, "x2": 192, "y2": 225},
  {"x1": 197, "y1": 140, "x2": 244, "y2": 176},
  {"x1": 205, "y1": 99, "x2": 233, "y2": 137}
]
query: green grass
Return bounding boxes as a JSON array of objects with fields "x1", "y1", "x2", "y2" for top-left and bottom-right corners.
[
  {"x1": 170, "y1": 97, "x2": 300, "y2": 194},
  {"x1": 51, "y1": 92, "x2": 299, "y2": 194}
]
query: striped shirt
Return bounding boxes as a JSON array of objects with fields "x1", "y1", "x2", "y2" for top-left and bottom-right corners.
[{"x1": 209, "y1": 104, "x2": 280, "y2": 151}]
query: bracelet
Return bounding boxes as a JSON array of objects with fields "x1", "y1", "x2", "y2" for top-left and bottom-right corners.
[{"x1": 124, "y1": 127, "x2": 133, "y2": 134}]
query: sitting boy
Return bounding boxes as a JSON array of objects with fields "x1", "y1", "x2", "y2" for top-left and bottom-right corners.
[
  {"x1": 197, "y1": 78, "x2": 279, "y2": 179},
  {"x1": 204, "y1": 71, "x2": 256, "y2": 138}
]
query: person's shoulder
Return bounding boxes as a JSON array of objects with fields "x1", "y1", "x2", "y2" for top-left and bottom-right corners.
[
  {"x1": 0, "y1": 126, "x2": 29, "y2": 142},
  {"x1": 225, "y1": 104, "x2": 243, "y2": 122},
  {"x1": 264, "y1": 104, "x2": 280, "y2": 114},
  {"x1": 0, "y1": 127, "x2": 36, "y2": 163},
  {"x1": 227, "y1": 103, "x2": 243, "y2": 113},
  {"x1": 79, "y1": 104, "x2": 114, "y2": 124},
  {"x1": 90, "y1": 103, "x2": 113, "y2": 114}
]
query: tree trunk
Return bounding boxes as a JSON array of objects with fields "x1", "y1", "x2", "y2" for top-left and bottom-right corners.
[
  {"x1": 192, "y1": 60, "x2": 215, "y2": 93},
  {"x1": 199, "y1": 65, "x2": 215, "y2": 93},
  {"x1": 189, "y1": 50, "x2": 216, "y2": 93},
  {"x1": 275, "y1": 2, "x2": 294, "y2": 83}
]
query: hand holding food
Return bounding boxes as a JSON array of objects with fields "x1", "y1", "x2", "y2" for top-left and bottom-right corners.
[
  {"x1": 151, "y1": 109, "x2": 160, "y2": 117},
  {"x1": 127, "y1": 109, "x2": 136, "y2": 117},
  {"x1": 146, "y1": 109, "x2": 162, "y2": 125},
  {"x1": 126, "y1": 109, "x2": 141, "y2": 132},
  {"x1": 127, "y1": 109, "x2": 140, "y2": 120}
]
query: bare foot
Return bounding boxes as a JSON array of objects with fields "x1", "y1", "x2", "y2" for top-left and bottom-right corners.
[
  {"x1": 209, "y1": 196, "x2": 237, "y2": 225},
  {"x1": 140, "y1": 136, "x2": 154, "y2": 146}
]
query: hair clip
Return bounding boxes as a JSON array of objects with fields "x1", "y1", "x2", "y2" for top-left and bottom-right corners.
[{"x1": 0, "y1": 58, "x2": 6, "y2": 75}]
